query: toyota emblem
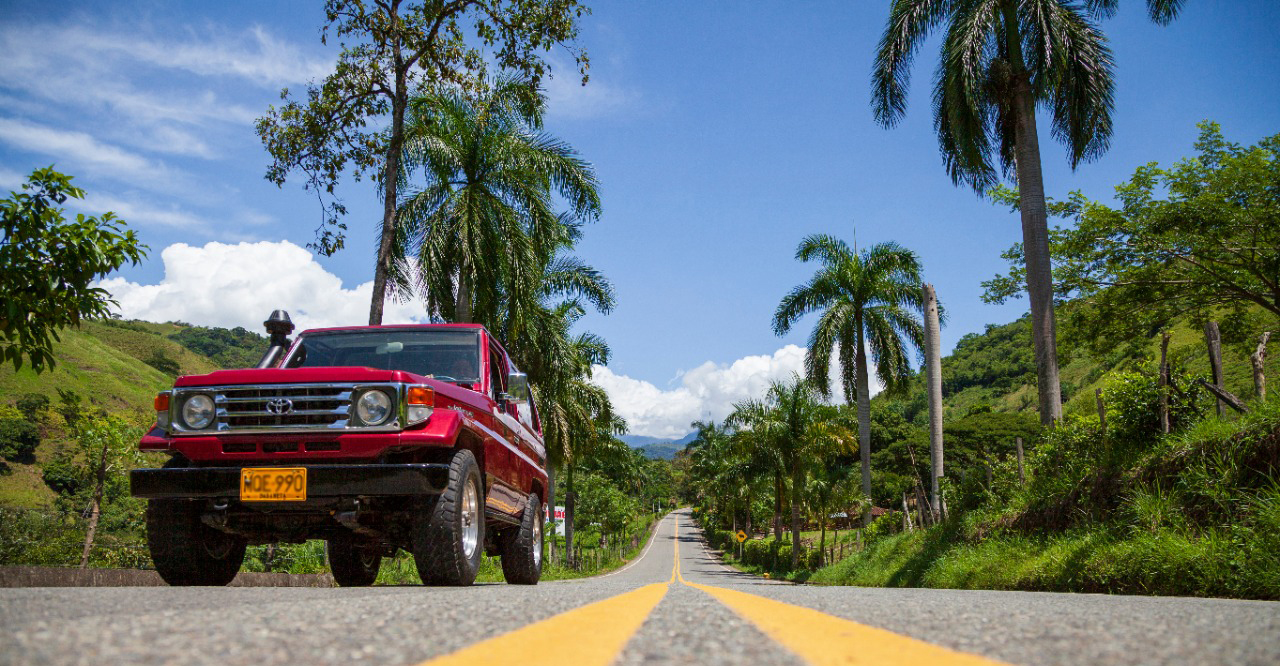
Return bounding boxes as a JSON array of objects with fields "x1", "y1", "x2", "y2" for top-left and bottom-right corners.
[{"x1": 265, "y1": 398, "x2": 294, "y2": 415}]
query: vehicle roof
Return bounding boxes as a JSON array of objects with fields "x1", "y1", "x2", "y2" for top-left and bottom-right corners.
[{"x1": 299, "y1": 323, "x2": 488, "y2": 335}]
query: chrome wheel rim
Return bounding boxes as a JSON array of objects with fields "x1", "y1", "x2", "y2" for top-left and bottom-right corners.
[
  {"x1": 461, "y1": 479, "x2": 479, "y2": 559},
  {"x1": 532, "y1": 503, "x2": 542, "y2": 568}
]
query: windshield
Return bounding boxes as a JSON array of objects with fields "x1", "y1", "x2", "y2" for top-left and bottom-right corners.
[{"x1": 284, "y1": 329, "x2": 481, "y2": 383}]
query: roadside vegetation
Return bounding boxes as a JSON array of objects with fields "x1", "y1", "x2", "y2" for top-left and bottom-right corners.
[{"x1": 686, "y1": 124, "x2": 1278, "y2": 599}]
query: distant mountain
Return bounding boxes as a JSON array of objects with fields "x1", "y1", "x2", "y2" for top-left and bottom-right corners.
[{"x1": 622, "y1": 431, "x2": 697, "y2": 460}]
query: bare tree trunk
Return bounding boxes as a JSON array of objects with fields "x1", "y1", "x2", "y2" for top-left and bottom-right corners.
[
  {"x1": 1015, "y1": 436, "x2": 1026, "y2": 485},
  {"x1": 1005, "y1": 11, "x2": 1063, "y2": 426},
  {"x1": 79, "y1": 436, "x2": 111, "y2": 569},
  {"x1": 1096, "y1": 388, "x2": 1107, "y2": 435},
  {"x1": 1253, "y1": 332, "x2": 1271, "y2": 400},
  {"x1": 1195, "y1": 379, "x2": 1249, "y2": 414},
  {"x1": 368, "y1": 64, "x2": 409, "y2": 326},
  {"x1": 902, "y1": 492, "x2": 913, "y2": 532},
  {"x1": 855, "y1": 319, "x2": 873, "y2": 526},
  {"x1": 922, "y1": 283, "x2": 944, "y2": 521},
  {"x1": 1205, "y1": 321, "x2": 1225, "y2": 416},
  {"x1": 1159, "y1": 332, "x2": 1172, "y2": 433}
]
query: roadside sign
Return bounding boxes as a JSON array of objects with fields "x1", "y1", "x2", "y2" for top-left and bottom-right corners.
[{"x1": 735, "y1": 530, "x2": 748, "y2": 543}]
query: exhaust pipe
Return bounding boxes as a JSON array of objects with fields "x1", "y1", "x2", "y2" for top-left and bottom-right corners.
[{"x1": 256, "y1": 310, "x2": 295, "y2": 368}]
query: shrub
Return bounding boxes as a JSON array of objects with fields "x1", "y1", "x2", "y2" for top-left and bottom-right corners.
[
  {"x1": 15, "y1": 393, "x2": 50, "y2": 423},
  {"x1": 143, "y1": 351, "x2": 180, "y2": 376},
  {"x1": 0, "y1": 418, "x2": 39, "y2": 462},
  {"x1": 743, "y1": 539, "x2": 770, "y2": 567}
]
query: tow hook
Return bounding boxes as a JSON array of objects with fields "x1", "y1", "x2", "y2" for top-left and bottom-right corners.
[{"x1": 201, "y1": 499, "x2": 235, "y2": 534}]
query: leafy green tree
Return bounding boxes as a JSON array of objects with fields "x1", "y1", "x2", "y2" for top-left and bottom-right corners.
[
  {"x1": 394, "y1": 76, "x2": 601, "y2": 324},
  {"x1": 42, "y1": 415, "x2": 146, "y2": 567},
  {"x1": 574, "y1": 470, "x2": 638, "y2": 546},
  {"x1": 773, "y1": 236, "x2": 925, "y2": 523},
  {"x1": 0, "y1": 167, "x2": 146, "y2": 372},
  {"x1": 984, "y1": 122, "x2": 1280, "y2": 351},
  {"x1": 873, "y1": 0, "x2": 1184, "y2": 424},
  {"x1": 256, "y1": 0, "x2": 590, "y2": 325},
  {"x1": 170, "y1": 325, "x2": 266, "y2": 369}
]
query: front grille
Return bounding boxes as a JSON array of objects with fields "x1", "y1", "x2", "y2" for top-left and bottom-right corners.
[{"x1": 217, "y1": 385, "x2": 352, "y2": 431}]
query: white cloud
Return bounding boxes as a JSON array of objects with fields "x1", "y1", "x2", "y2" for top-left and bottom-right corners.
[
  {"x1": 97, "y1": 24, "x2": 332, "y2": 87},
  {"x1": 97, "y1": 240, "x2": 427, "y2": 332},
  {"x1": 0, "y1": 166, "x2": 22, "y2": 191},
  {"x1": 71, "y1": 192, "x2": 206, "y2": 230},
  {"x1": 542, "y1": 54, "x2": 639, "y2": 120},
  {"x1": 0, "y1": 117, "x2": 172, "y2": 184},
  {"x1": 592, "y1": 346, "x2": 884, "y2": 439}
]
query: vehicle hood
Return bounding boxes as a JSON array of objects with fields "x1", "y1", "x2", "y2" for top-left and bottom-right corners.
[{"x1": 173, "y1": 367, "x2": 423, "y2": 387}]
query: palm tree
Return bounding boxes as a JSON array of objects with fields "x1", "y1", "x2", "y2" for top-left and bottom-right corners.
[
  {"x1": 774, "y1": 236, "x2": 925, "y2": 525},
  {"x1": 728, "y1": 375, "x2": 854, "y2": 568},
  {"x1": 394, "y1": 76, "x2": 601, "y2": 324},
  {"x1": 872, "y1": 0, "x2": 1184, "y2": 425}
]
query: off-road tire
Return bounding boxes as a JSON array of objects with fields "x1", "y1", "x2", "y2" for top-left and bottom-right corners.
[
  {"x1": 146, "y1": 498, "x2": 246, "y2": 586},
  {"x1": 327, "y1": 537, "x2": 382, "y2": 587},
  {"x1": 412, "y1": 449, "x2": 484, "y2": 586},
  {"x1": 499, "y1": 493, "x2": 542, "y2": 585}
]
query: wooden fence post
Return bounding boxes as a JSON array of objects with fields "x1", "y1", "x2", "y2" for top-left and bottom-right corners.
[
  {"x1": 1015, "y1": 437, "x2": 1026, "y2": 485},
  {"x1": 1159, "y1": 332, "x2": 1172, "y2": 433},
  {"x1": 1205, "y1": 321, "x2": 1225, "y2": 416},
  {"x1": 1253, "y1": 332, "x2": 1271, "y2": 401}
]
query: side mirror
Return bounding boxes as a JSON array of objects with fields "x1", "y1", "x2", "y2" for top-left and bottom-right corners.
[{"x1": 505, "y1": 372, "x2": 530, "y2": 403}]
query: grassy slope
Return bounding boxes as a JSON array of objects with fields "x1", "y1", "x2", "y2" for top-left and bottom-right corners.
[
  {"x1": 939, "y1": 315, "x2": 1262, "y2": 419},
  {"x1": 0, "y1": 320, "x2": 250, "y2": 507},
  {"x1": 808, "y1": 400, "x2": 1280, "y2": 599}
]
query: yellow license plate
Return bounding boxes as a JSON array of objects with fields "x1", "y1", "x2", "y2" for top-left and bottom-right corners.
[{"x1": 240, "y1": 467, "x2": 307, "y2": 501}]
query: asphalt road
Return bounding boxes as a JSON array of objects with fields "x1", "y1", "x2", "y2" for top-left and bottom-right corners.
[{"x1": 2, "y1": 509, "x2": 1277, "y2": 665}]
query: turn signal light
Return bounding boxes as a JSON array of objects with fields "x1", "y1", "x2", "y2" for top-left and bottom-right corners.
[
  {"x1": 154, "y1": 393, "x2": 170, "y2": 411},
  {"x1": 407, "y1": 386, "x2": 435, "y2": 405},
  {"x1": 406, "y1": 386, "x2": 434, "y2": 426}
]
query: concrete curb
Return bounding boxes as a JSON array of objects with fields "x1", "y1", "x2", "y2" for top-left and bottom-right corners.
[{"x1": 0, "y1": 566, "x2": 335, "y2": 588}]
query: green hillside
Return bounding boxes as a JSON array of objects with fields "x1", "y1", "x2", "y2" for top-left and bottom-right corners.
[
  {"x1": 896, "y1": 310, "x2": 1267, "y2": 423},
  {"x1": 0, "y1": 319, "x2": 265, "y2": 508}
]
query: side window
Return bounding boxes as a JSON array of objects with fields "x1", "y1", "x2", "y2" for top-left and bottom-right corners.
[{"x1": 488, "y1": 345, "x2": 506, "y2": 402}]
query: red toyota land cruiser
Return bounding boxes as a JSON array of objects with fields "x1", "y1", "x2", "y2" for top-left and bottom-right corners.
[{"x1": 130, "y1": 311, "x2": 546, "y2": 587}]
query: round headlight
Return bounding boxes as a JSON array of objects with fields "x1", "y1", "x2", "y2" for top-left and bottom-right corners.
[
  {"x1": 181, "y1": 394, "x2": 215, "y2": 429},
  {"x1": 356, "y1": 390, "x2": 392, "y2": 426}
]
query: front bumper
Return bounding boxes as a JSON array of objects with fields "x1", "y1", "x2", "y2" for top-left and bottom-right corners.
[{"x1": 130, "y1": 463, "x2": 451, "y2": 500}]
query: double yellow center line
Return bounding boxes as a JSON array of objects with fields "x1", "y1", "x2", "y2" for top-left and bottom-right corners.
[{"x1": 420, "y1": 515, "x2": 1007, "y2": 666}]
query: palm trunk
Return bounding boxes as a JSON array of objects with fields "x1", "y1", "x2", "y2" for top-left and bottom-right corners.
[
  {"x1": 546, "y1": 465, "x2": 556, "y2": 564},
  {"x1": 455, "y1": 259, "x2": 474, "y2": 323},
  {"x1": 565, "y1": 464, "x2": 576, "y2": 567},
  {"x1": 789, "y1": 465, "x2": 802, "y2": 569},
  {"x1": 1005, "y1": 7, "x2": 1063, "y2": 426},
  {"x1": 773, "y1": 472, "x2": 784, "y2": 541},
  {"x1": 922, "y1": 284, "x2": 945, "y2": 520},
  {"x1": 819, "y1": 520, "x2": 826, "y2": 567},
  {"x1": 855, "y1": 318, "x2": 873, "y2": 526},
  {"x1": 368, "y1": 66, "x2": 409, "y2": 326}
]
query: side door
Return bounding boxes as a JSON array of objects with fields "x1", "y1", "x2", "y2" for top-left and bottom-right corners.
[{"x1": 482, "y1": 337, "x2": 526, "y2": 520}]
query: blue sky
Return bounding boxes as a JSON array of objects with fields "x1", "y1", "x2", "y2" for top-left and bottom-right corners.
[{"x1": 2, "y1": 1, "x2": 1278, "y2": 436}]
